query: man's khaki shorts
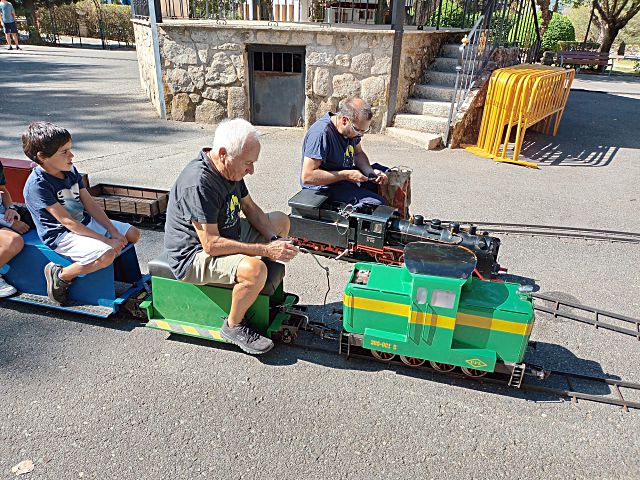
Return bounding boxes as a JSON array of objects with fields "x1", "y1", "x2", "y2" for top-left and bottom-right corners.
[{"x1": 181, "y1": 219, "x2": 267, "y2": 285}]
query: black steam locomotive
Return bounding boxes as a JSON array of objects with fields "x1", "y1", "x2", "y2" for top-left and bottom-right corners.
[{"x1": 288, "y1": 189, "x2": 502, "y2": 279}]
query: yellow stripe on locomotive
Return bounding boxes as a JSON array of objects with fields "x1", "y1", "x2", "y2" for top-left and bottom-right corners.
[{"x1": 342, "y1": 242, "x2": 535, "y2": 374}]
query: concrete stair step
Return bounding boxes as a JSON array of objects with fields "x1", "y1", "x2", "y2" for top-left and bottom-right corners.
[
  {"x1": 393, "y1": 113, "x2": 449, "y2": 135},
  {"x1": 425, "y1": 70, "x2": 468, "y2": 87},
  {"x1": 386, "y1": 127, "x2": 443, "y2": 150},
  {"x1": 431, "y1": 56, "x2": 482, "y2": 72},
  {"x1": 414, "y1": 83, "x2": 455, "y2": 102},
  {"x1": 440, "y1": 43, "x2": 479, "y2": 59},
  {"x1": 406, "y1": 98, "x2": 452, "y2": 117}
]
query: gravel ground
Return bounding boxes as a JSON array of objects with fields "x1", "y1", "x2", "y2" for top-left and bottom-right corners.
[{"x1": 1, "y1": 46, "x2": 639, "y2": 480}]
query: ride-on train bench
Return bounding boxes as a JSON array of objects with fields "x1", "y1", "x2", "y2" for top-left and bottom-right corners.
[
  {"x1": 142, "y1": 253, "x2": 302, "y2": 344},
  {"x1": 1, "y1": 230, "x2": 149, "y2": 318}
]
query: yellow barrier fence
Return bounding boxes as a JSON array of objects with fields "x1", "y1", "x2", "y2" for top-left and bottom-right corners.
[{"x1": 466, "y1": 65, "x2": 575, "y2": 168}]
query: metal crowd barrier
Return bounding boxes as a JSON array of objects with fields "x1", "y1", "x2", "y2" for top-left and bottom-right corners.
[{"x1": 466, "y1": 65, "x2": 575, "y2": 168}]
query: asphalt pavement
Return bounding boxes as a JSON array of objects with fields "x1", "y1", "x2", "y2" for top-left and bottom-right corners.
[{"x1": 1, "y1": 45, "x2": 639, "y2": 480}]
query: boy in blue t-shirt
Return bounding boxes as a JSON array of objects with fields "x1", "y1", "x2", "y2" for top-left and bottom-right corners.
[
  {"x1": 22, "y1": 122, "x2": 141, "y2": 305},
  {"x1": 0, "y1": 160, "x2": 29, "y2": 297}
]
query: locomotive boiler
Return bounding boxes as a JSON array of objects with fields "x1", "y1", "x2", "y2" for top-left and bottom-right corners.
[{"x1": 287, "y1": 189, "x2": 502, "y2": 279}]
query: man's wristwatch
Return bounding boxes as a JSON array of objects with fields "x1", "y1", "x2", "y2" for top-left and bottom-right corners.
[{"x1": 270, "y1": 234, "x2": 282, "y2": 241}]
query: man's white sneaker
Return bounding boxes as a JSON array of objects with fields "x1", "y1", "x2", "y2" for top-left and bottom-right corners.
[{"x1": 0, "y1": 275, "x2": 17, "y2": 298}]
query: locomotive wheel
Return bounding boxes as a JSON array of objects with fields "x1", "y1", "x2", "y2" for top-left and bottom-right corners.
[
  {"x1": 460, "y1": 367, "x2": 488, "y2": 378},
  {"x1": 371, "y1": 350, "x2": 396, "y2": 362},
  {"x1": 429, "y1": 361, "x2": 456, "y2": 372},
  {"x1": 281, "y1": 328, "x2": 295, "y2": 344},
  {"x1": 400, "y1": 356, "x2": 426, "y2": 367}
]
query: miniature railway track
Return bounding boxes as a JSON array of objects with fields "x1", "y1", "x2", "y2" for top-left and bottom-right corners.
[
  {"x1": 533, "y1": 293, "x2": 640, "y2": 340},
  {"x1": 521, "y1": 369, "x2": 640, "y2": 412},
  {"x1": 447, "y1": 221, "x2": 640, "y2": 244},
  {"x1": 288, "y1": 334, "x2": 640, "y2": 412}
]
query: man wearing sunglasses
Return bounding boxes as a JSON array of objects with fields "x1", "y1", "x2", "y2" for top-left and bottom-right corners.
[{"x1": 301, "y1": 96, "x2": 388, "y2": 209}]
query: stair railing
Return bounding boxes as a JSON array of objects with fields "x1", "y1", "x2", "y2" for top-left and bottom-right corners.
[{"x1": 444, "y1": 14, "x2": 490, "y2": 145}]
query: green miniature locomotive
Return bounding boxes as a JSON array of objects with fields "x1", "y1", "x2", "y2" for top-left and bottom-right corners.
[{"x1": 340, "y1": 242, "x2": 535, "y2": 380}]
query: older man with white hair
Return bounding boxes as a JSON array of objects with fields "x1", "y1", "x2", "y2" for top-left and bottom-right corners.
[{"x1": 164, "y1": 118, "x2": 297, "y2": 354}]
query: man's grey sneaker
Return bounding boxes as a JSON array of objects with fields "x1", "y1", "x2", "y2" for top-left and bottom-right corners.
[
  {"x1": 15, "y1": 46, "x2": 20, "y2": 50},
  {"x1": 0, "y1": 275, "x2": 17, "y2": 298},
  {"x1": 219, "y1": 318, "x2": 274, "y2": 355},
  {"x1": 44, "y1": 262, "x2": 72, "y2": 305}
]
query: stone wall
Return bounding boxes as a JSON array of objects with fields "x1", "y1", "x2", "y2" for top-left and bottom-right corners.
[
  {"x1": 132, "y1": 20, "x2": 163, "y2": 116},
  {"x1": 133, "y1": 20, "x2": 462, "y2": 132},
  {"x1": 397, "y1": 30, "x2": 463, "y2": 112}
]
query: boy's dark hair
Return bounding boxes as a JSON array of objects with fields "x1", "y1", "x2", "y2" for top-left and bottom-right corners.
[{"x1": 22, "y1": 122, "x2": 72, "y2": 165}]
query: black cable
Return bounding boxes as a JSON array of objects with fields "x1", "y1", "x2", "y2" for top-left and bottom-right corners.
[{"x1": 299, "y1": 247, "x2": 333, "y2": 325}]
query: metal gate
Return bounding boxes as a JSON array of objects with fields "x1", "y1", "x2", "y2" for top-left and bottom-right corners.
[{"x1": 248, "y1": 45, "x2": 305, "y2": 127}]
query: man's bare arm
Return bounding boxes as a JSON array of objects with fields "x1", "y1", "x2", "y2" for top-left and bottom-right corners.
[
  {"x1": 353, "y1": 143, "x2": 374, "y2": 176},
  {"x1": 301, "y1": 157, "x2": 367, "y2": 185},
  {"x1": 194, "y1": 221, "x2": 297, "y2": 262},
  {"x1": 79, "y1": 188, "x2": 121, "y2": 237},
  {"x1": 194, "y1": 221, "x2": 267, "y2": 257},
  {"x1": 240, "y1": 195, "x2": 277, "y2": 240}
]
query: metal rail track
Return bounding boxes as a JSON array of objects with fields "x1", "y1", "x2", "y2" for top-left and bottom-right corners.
[
  {"x1": 446, "y1": 221, "x2": 640, "y2": 244},
  {"x1": 287, "y1": 333, "x2": 640, "y2": 412},
  {"x1": 533, "y1": 293, "x2": 640, "y2": 340}
]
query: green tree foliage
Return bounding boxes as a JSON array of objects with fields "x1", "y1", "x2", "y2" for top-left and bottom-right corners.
[
  {"x1": 426, "y1": 0, "x2": 480, "y2": 28},
  {"x1": 540, "y1": 12, "x2": 576, "y2": 51},
  {"x1": 510, "y1": 12, "x2": 576, "y2": 50},
  {"x1": 35, "y1": 0, "x2": 134, "y2": 44},
  {"x1": 565, "y1": 4, "x2": 640, "y2": 45}
]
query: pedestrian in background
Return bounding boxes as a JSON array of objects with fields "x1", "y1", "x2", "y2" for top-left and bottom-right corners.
[{"x1": 0, "y1": 0, "x2": 20, "y2": 51}]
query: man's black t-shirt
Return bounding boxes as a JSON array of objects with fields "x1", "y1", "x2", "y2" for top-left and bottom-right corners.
[{"x1": 164, "y1": 149, "x2": 249, "y2": 280}]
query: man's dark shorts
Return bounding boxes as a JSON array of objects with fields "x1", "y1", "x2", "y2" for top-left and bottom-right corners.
[{"x1": 3, "y1": 22, "x2": 17, "y2": 34}]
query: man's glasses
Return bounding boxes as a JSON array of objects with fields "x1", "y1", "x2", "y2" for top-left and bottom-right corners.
[{"x1": 347, "y1": 117, "x2": 371, "y2": 136}]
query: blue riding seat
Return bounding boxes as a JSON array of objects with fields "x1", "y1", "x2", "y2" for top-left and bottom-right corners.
[{"x1": 3, "y1": 230, "x2": 145, "y2": 316}]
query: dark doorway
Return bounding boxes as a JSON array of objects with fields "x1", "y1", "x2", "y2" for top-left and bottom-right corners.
[{"x1": 248, "y1": 45, "x2": 306, "y2": 127}]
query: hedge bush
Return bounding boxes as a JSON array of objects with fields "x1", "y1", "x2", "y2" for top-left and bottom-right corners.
[
  {"x1": 541, "y1": 13, "x2": 576, "y2": 52},
  {"x1": 508, "y1": 13, "x2": 576, "y2": 53},
  {"x1": 36, "y1": 1, "x2": 134, "y2": 45},
  {"x1": 557, "y1": 40, "x2": 600, "y2": 51}
]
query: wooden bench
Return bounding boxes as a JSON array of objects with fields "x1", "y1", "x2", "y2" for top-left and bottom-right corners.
[{"x1": 558, "y1": 50, "x2": 614, "y2": 76}]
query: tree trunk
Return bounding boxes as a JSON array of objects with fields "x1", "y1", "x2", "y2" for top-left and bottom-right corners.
[
  {"x1": 536, "y1": 0, "x2": 553, "y2": 37},
  {"x1": 599, "y1": 23, "x2": 619, "y2": 56},
  {"x1": 22, "y1": 0, "x2": 44, "y2": 44}
]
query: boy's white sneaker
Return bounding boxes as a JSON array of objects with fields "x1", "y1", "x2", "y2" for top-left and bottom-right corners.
[{"x1": 0, "y1": 275, "x2": 17, "y2": 298}]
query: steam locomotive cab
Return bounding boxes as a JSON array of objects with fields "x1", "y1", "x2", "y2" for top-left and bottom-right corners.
[{"x1": 288, "y1": 189, "x2": 501, "y2": 278}]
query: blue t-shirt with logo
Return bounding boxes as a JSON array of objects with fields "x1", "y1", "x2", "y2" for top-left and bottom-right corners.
[
  {"x1": 0, "y1": 1, "x2": 15, "y2": 24},
  {"x1": 23, "y1": 166, "x2": 91, "y2": 249},
  {"x1": 301, "y1": 112, "x2": 361, "y2": 190}
]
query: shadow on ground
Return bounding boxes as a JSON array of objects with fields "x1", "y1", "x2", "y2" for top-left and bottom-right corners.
[
  {"x1": 519, "y1": 90, "x2": 640, "y2": 167},
  {"x1": 0, "y1": 293, "x2": 623, "y2": 408},
  {"x1": 0, "y1": 55, "x2": 199, "y2": 154}
]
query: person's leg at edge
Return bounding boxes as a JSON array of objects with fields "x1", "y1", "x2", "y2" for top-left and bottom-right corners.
[
  {"x1": 0, "y1": 229, "x2": 24, "y2": 296},
  {"x1": 227, "y1": 257, "x2": 267, "y2": 327},
  {"x1": 0, "y1": 229, "x2": 24, "y2": 266}
]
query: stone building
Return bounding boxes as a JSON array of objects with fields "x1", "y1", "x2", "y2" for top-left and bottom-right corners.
[{"x1": 133, "y1": 19, "x2": 461, "y2": 134}]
